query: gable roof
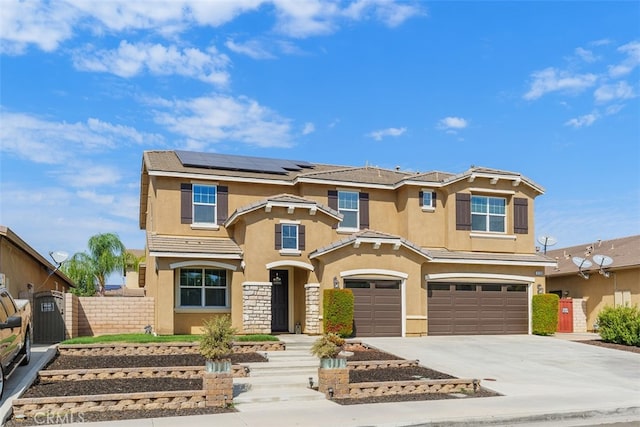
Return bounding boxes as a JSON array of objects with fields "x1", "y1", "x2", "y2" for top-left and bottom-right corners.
[
  {"x1": 545, "y1": 235, "x2": 640, "y2": 277},
  {"x1": 309, "y1": 229, "x2": 432, "y2": 260},
  {"x1": 225, "y1": 194, "x2": 342, "y2": 227}
]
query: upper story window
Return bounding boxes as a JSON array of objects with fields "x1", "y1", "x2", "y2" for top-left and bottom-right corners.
[
  {"x1": 420, "y1": 190, "x2": 436, "y2": 210},
  {"x1": 193, "y1": 184, "x2": 216, "y2": 224},
  {"x1": 181, "y1": 183, "x2": 228, "y2": 227},
  {"x1": 179, "y1": 268, "x2": 228, "y2": 308},
  {"x1": 275, "y1": 223, "x2": 305, "y2": 253},
  {"x1": 338, "y1": 191, "x2": 359, "y2": 229},
  {"x1": 471, "y1": 195, "x2": 506, "y2": 232}
]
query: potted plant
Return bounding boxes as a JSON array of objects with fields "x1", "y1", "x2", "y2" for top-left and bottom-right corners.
[
  {"x1": 310, "y1": 332, "x2": 347, "y2": 368},
  {"x1": 199, "y1": 314, "x2": 236, "y2": 373}
]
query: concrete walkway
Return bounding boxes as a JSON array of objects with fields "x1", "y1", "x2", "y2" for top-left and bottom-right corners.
[{"x1": 3, "y1": 334, "x2": 639, "y2": 426}]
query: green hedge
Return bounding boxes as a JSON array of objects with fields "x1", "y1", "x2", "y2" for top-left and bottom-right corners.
[
  {"x1": 323, "y1": 289, "x2": 354, "y2": 337},
  {"x1": 532, "y1": 293, "x2": 559, "y2": 336},
  {"x1": 597, "y1": 305, "x2": 640, "y2": 346}
]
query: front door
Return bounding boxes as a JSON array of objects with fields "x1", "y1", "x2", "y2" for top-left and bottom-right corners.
[{"x1": 270, "y1": 269, "x2": 289, "y2": 332}]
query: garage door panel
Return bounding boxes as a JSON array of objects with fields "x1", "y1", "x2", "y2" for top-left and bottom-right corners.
[
  {"x1": 348, "y1": 280, "x2": 401, "y2": 337},
  {"x1": 428, "y1": 282, "x2": 528, "y2": 335}
]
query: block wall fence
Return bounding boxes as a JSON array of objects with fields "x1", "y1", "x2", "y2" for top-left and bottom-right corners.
[{"x1": 64, "y1": 294, "x2": 155, "y2": 338}]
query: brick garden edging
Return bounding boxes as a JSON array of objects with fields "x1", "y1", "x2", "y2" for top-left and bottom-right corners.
[
  {"x1": 347, "y1": 378, "x2": 480, "y2": 397},
  {"x1": 39, "y1": 365, "x2": 249, "y2": 381},
  {"x1": 13, "y1": 391, "x2": 207, "y2": 419},
  {"x1": 347, "y1": 359, "x2": 419, "y2": 370},
  {"x1": 57, "y1": 341, "x2": 285, "y2": 356}
]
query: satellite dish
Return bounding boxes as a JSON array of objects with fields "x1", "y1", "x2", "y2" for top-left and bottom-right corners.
[
  {"x1": 572, "y1": 257, "x2": 592, "y2": 269},
  {"x1": 50, "y1": 251, "x2": 69, "y2": 265},
  {"x1": 592, "y1": 254, "x2": 613, "y2": 268},
  {"x1": 537, "y1": 235, "x2": 557, "y2": 253}
]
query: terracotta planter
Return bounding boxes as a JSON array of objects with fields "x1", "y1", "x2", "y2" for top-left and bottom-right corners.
[
  {"x1": 320, "y1": 357, "x2": 347, "y2": 369},
  {"x1": 205, "y1": 359, "x2": 232, "y2": 373}
]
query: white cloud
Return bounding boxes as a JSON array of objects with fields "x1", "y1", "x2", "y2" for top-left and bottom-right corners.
[
  {"x1": 524, "y1": 67, "x2": 597, "y2": 100},
  {"x1": 594, "y1": 81, "x2": 636, "y2": 103},
  {"x1": 343, "y1": 0, "x2": 423, "y2": 27},
  {"x1": 437, "y1": 117, "x2": 468, "y2": 130},
  {"x1": 73, "y1": 41, "x2": 230, "y2": 85},
  {"x1": 0, "y1": 112, "x2": 162, "y2": 164},
  {"x1": 564, "y1": 112, "x2": 599, "y2": 128},
  {"x1": 367, "y1": 127, "x2": 407, "y2": 141},
  {"x1": 225, "y1": 39, "x2": 276, "y2": 59},
  {"x1": 574, "y1": 47, "x2": 597, "y2": 63},
  {"x1": 608, "y1": 41, "x2": 640, "y2": 78},
  {"x1": 151, "y1": 94, "x2": 294, "y2": 148},
  {"x1": 605, "y1": 104, "x2": 624, "y2": 115},
  {"x1": 589, "y1": 39, "x2": 611, "y2": 47},
  {"x1": 302, "y1": 122, "x2": 315, "y2": 135}
]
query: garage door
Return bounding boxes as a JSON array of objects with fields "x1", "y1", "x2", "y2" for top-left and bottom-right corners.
[
  {"x1": 345, "y1": 280, "x2": 401, "y2": 337},
  {"x1": 428, "y1": 283, "x2": 528, "y2": 335}
]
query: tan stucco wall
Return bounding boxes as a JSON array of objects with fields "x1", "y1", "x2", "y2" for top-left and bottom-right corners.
[{"x1": 546, "y1": 267, "x2": 640, "y2": 331}]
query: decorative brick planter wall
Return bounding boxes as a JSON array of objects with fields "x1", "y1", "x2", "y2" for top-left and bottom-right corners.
[
  {"x1": 203, "y1": 372, "x2": 233, "y2": 407},
  {"x1": 347, "y1": 378, "x2": 480, "y2": 398},
  {"x1": 39, "y1": 365, "x2": 249, "y2": 381},
  {"x1": 347, "y1": 360, "x2": 419, "y2": 370},
  {"x1": 318, "y1": 367, "x2": 349, "y2": 398},
  {"x1": 58, "y1": 341, "x2": 285, "y2": 356},
  {"x1": 63, "y1": 293, "x2": 155, "y2": 339},
  {"x1": 304, "y1": 283, "x2": 320, "y2": 334},
  {"x1": 242, "y1": 282, "x2": 272, "y2": 334},
  {"x1": 13, "y1": 391, "x2": 207, "y2": 419}
]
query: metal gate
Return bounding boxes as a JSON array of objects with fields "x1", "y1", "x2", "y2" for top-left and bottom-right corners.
[{"x1": 33, "y1": 291, "x2": 66, "y2": 343}]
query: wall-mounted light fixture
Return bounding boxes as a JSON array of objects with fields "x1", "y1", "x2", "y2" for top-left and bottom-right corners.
[
  {"x1": 333, "y1": 277, "x2": 339, "y2": 289},
  {"x1": 536, "y1": 284, "x2": 543, "y2": 294}
]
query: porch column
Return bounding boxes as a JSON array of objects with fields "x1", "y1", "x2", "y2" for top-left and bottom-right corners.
[
  {"x1": 304, "y1": 283, "x2": 320, "y2": 334},
  {"x1": 242, "y1": 282, "x2": 272, "y2": 334}
]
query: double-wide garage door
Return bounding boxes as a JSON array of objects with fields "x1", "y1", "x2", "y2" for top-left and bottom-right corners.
[
  {"x1": 346, "y1": 280, "x2": 401, "y2": 337},
  {"x1": 428, "y1": 283, "x2": 528, "y2": 335}
]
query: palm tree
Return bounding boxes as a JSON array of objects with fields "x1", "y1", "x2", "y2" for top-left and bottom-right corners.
[{"x1": 62, "y1": 233, "x2": 127, "y2": 296}]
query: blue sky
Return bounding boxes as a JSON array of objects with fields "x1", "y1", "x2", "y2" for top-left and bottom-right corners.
[{"x1": 1, "y1": 1, "x2": 639, "y2": 281}]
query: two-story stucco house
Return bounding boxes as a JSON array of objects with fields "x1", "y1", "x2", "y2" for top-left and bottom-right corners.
[{"x1": 139, "y1": 151, "x2": 555, "y2": 337}]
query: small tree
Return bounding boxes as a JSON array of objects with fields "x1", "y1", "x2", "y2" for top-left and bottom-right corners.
[{"x1": 199, "y1": 315, "x2": 236, "y2": 361}]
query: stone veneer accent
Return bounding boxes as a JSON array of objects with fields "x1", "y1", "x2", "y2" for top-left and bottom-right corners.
[
  {"x1": 572, "y1": 298, "x2": 588, "y2": 333},
  {"x1": 242, "y1": 282, "x2": 272, "y2": 334},
  {"x1": 304, "y1": 283, "x2": 320, "y2": 334}
]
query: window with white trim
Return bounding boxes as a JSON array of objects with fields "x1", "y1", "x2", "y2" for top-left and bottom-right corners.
[
  {"x1": 193, "y1": 184, "x2": 216, "y2": 224},
  {"x1": 179, "y1": 268, "x2": 228, "y2": 307},
  {"x1": 471, "y1": 195, "x2": 506, "y2": 232},
  {"x1": 338, "y1": 190, "x2": 359, "y2": 229},
  {"x1": 282, "y1": 224, "x2": 298, "y2": 250}
]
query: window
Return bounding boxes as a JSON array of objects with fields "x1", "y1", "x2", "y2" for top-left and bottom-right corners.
[
  {"x1": 471, "y1": 195, "x2": 506, "y2": 232},
  {"x1": 179, "y1": 268, "x2": 228, "y2": 307},
  {"x1": 338, "y1": 191, "x2": 359, "y2": 229},
  {"x1": 420, "y1": 191, "x2": 436, "y2": 209},
  {"x1": 282, "y1": 224, "x2": 298, "y2": 250},
  {"x1": 193, "y1": 185, "x2": 216, "y2": 224}
]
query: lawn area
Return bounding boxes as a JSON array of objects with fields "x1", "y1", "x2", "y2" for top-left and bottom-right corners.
[{"x1": 61, "y1": 333, "x2": 279, "y2": 345}]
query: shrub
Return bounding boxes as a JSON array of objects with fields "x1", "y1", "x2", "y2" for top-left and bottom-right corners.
[
  {"x1": 597, "y1": 305, "x2": 640, "y2": 346},
  {"x1": 532, "y1": 293, "x2": 559, "y2": 336},
  {"x1": 199, "y1": 315, "x2": 236, "y2": 361},
  {"x1": 310, "y1": 333, "x2": 345, "y2": 359},
  {"x1": 323, "y1": 289, "x2": 354, "y2": 337}
]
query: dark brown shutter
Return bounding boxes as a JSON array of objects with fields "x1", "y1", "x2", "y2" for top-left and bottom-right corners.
[
  {"x1": 180, "y1": 183, "x2": 192, "y2": 224},
  {"x1": 359, "y1": 192, "x2": 369, "y2": 229},
  {"x1": 275, "y1": 224, "x2": 282, "y2": 250},
  {"x1": 217, "y1": 186, "x2": 228, "y2": 223},
  {"x1": 432, "y1": 192, "x2": 437, "y2": 206},
  {"x1": 419, "y1": 191, "x2": 424, "y2": 207},
  {"x1": 514, "y1": 198, "x2": 529, "y2": 234},
  {"x1": 328, "y1": 190, "x2": 338, "y2": 229},
  {"x1": 456, "y1": 193, "x2": 471, "y2": 230},
  {"x1": 299, "y1": 225, "x2": 305, "y2": 250}
]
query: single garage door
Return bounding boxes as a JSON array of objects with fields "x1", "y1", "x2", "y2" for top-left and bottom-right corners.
[
  {"x1": 345, "y1": 280, "x2": 402, "y2": 337},
  {"x1": 428, "y1": 283, "x2": 528, "y2": 335}
]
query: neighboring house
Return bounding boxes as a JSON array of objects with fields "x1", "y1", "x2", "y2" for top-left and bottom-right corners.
[
  {"x1": 545, "y1": 235, "x2": 640, "y2": 332},
  {"x1": 124, "y1": 249, "x2": 146, "y2": 290},
  {"x1": 0, "y1": 225, "x2": 74, "y2": 297},
  {"x1": 139, "y1": 151, "x2": 555, "y2": 337}
]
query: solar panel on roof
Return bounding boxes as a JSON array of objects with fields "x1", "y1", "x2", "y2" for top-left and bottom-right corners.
[{"x1": 175, "y1": 151, "x2": 314, "y2": 174}]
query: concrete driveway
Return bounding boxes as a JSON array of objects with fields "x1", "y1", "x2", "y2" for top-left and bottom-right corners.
[{"x1": 364, "y1": 334, "x2": 640, "y2": 425}]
